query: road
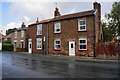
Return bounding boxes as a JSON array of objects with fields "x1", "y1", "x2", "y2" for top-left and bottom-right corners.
[{"x1": 1, "y1": 52, "x2": 119, "y2": 78}]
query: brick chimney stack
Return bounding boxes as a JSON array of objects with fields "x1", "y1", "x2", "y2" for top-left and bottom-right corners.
[
  {"x1": 93, "y1": 2, "x2": 101, "y2": 22},
  {"x1": 54, "y1": 7, "x2": 61, "y2": 18},
  {"x1": 21, "y1": 22, "x2": 26, "y2": 28}
]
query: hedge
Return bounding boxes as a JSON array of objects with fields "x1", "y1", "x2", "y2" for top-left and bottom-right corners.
[{"x1": 2, "y1": 43, "x2": 13, "y2": 51}]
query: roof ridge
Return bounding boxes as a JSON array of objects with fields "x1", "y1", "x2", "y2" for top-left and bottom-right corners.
[{"x1": 59, "y1": 9, "x2": 95, "y2": 17}]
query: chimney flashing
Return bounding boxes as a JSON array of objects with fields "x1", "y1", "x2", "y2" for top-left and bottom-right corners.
[{"x1": 94, "y1": 9, "x2": 97, "y2": 15}]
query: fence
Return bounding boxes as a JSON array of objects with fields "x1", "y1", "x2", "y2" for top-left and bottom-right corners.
[{"x1": 96, "y1": 42, "x2": 120, "y2": 57}]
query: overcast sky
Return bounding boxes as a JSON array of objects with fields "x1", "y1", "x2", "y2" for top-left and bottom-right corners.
[{"x1": 0, "y1": 0, "x2": 117, "y2": 35}]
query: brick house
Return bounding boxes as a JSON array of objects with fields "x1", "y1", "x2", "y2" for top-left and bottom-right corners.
[
  {"x1": 11, "y1": 22, "x2": 28, "y2": 52},
  {"x1": 28, "y1": 2, "x2": 103, "y2": 56},
  {"x1": 28, "y1": 19, "x2": 52, "y2": 54}
]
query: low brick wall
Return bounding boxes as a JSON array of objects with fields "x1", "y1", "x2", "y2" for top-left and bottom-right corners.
[
  {"x1": 96, "y1": 42, "x2": 120, "y2": 59},
  {"x1": 16, "y1": 48, "x2": 27, "y2": 52}
]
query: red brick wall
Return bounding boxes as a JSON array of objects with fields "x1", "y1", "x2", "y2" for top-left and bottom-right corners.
[
  {"x1": 11, "y1": 29, "x2": 28, "y2": 52},
  {"x1": 48, "y1": 16, "x2": 95, "y2": 56},
  {"x1": 28, "y1": 24, "x2": 46, "y2": 54},
  {"x1": 96, "y1": 42, "x2": 119, "y2": 57}
]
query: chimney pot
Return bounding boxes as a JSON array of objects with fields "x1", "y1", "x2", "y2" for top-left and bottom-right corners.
[
  {"x1": 21, "y1": 22, "x2": 26, "y2": 28},
  {"x1": 54, "y1": 7, "x2": 61, "y2": 18},
  {"x1": 36, "y1": 17, "x2": 39, "y2": 23}
]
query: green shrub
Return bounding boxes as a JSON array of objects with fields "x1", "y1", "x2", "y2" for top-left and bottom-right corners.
[{"x1": 2, "y1": 43, "x2": 13, "y2": 51}]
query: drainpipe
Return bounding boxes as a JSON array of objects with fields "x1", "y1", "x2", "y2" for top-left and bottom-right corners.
[
  {"x1": 46, "y1": 23, "x2": 48, "y2": 55},
  {"x1": 93, "y1": 15, "x2": 96, "y2": 57}
]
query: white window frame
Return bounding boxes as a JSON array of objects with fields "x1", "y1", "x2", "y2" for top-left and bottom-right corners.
[
  {"x1": 78, "y1": 20, "x2": 86, "y2": 31},
  {"x1": 54, "y1": 23, "x2": 61, "y2": 33},
  {"x1": 79, "y1": 38, "x2": 87, "y2": 50},
  {"x1": 21, "y1": 30, "x2": 24, "y2": 38},
  {"x1": 54, "y1": 39, "x2": 61, "y2": 49},
  {"x1": 37, "y1": 24, "x2": 42, "y2": 35},
  {"x1": 36, "y1": 38, "x2": 42, "y2": 50},
  {"x1": 14, "y1": 40, "x2": 17, "y2": 47},
  {"x1": 14, "y1": 31, "x2": 17, "y2": 38}
]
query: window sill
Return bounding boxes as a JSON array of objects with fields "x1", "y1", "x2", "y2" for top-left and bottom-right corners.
[
  {"x1": 54, "y1": 49, "x2": 61, "y2": 51},
  {"x1": 78, "y1": 30, "x2": 87, "y2": 32},
  {"x1": 37, "y1": 34, "x2": 42, "y2": 36},
  {"x1": 79, "y1": 49, "x2": 87, "y2": 51},
  {"x1": 54, "y1": 32, "x2": 61, "y2": 34},
  {"x1": 37, "y1": 48, "x2": 42, "y2": 50}
]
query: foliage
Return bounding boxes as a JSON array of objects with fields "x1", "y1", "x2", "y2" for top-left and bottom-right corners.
[
  {"x1": 104, "y1": 1, "x2": 120, "y2": 41},
  {"x1": 2, "y1": 43, "x2": 13, "y2": 51},
  {"x1": 102, "y1": 22, "x2": 113, "y2": 42},
  {"x1": 6, "y1": 28, "x2": 17, "y2": 35}
]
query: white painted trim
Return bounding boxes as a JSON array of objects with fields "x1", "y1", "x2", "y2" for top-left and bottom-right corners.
[
  {"x1": 54, "y1": 23, "x2": 61, "y2": 33},
  {"x1": 54, "y1": 39, "x2": 61, "y2": 49},
  {"x1": 37, "y1": 24, "x2": 42, "y2": 35},
  {"x1": 14, "y1": 40, "x2": 17, "y2": 42},
  {"x1": 78, "y1": 20, "x2": 86, "y2": 31},
  {"x1": 14, "y1": 31, "x2": 17, "y2": 38},
  {"x1": 36, "y1": 38, "x2": 42, "y2": 50},
  {"x1": 21, "y1": 30, "x2": 24, "y2": 38},
  {"x1": 20, "y1": 40, "x2": 24, "y2": 42},
  {"x1": 79, "y1": 38, "x2": 87, "y2": 50}
]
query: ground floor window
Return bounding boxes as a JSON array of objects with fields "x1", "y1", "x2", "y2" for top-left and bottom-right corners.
[
  {"x1": 36, "y1": 38, "x2": 42, "y2": 50},
  {"x1": 14, "y1": 40, "x2": 17, "y2": 47},
  {"x1": 54, "y1": 39, "x2": 61, "y2": 49},
  {"x1": 79, "y1": 38, "x2": 87, "y2": 50}
]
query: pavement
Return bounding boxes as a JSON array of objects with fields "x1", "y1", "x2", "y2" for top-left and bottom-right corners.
[{"x1": 14, "y1": 51, "x2": 119, "y2": 63}]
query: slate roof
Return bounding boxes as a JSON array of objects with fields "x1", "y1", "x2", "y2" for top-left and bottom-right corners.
[
  {"x1": 29, "y1": 9, "x2": 96, "y2": 26},
  {"x1": 52, "y1": 9, "x2": 96, "y2": 21}
]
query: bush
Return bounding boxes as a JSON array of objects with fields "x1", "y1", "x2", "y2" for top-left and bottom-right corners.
[{"x1": 2, "y1": 43, "x2": 13, "y2": 51}]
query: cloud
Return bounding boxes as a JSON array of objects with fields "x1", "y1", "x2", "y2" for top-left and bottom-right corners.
[
  {"x1": 9, "y1": 2, "x2": 55, "y2": 23},
  {"x1": 1, "y1": 22, "x2": 22, "y2": 35},
  {"x1": 2, "y1": 0, "x2": 116, "y2": 2},
  {"x1": 2, "y1": 1, "x2": 113, "y2": 35}
]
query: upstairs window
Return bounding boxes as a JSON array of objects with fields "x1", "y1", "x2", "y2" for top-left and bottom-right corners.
[
  {"x1": 79, "y1": 38, "x2": 87, "y2": 50},
  {"x1": 21, "y1": 30, "x2": 24, "y2": 38},
  {"x1": 54, "y1": 23, "x2": 61, "y2": 33},
  {"x1": 54, "y1": 39, "x2": 61, "y2": 49},
  {"x1": 37, "y1": 24, "x2": 42, "y2": 35},
  {"x1": 78, "y1": 20, "x2": 86, "y2": 31},
  {"x1": 36, "y1": 38, "x2": 42, "y2": 50},
  {"x1": 14, "y1": 31, "x2": 17, "y2": 38}
]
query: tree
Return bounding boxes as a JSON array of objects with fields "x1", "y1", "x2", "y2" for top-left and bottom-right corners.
[
  {"x1": 6, "y1": 28, "x2": 17, "y2": 35},
  {"x1": 102, "y1": 22, "x2": 113, "y2": 42},
  {"x1": 104, "y1": 1, "x2": 120, "y2": 41}
]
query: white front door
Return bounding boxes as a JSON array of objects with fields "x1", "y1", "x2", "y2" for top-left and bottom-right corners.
[
  {"x1": 69, "y1": 41, "x2": 75, "y2": 56},
  {"x1": 28, "y1": 39, "x2": 32, "y2": 53}
]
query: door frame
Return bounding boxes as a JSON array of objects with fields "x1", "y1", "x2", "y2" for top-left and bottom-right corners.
[
  {"x1": 69, "y1": 41, "x2": 75, "y2": 56},
  {"x1": 28, "y1": 39, "x2": 32, "y2": 53}
]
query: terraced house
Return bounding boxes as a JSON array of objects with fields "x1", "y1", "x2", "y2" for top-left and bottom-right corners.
[
  {"x1": 27, "y1": 2, "x2": 103, "y2": 57},
  {"x1": 11, "y1": 22, "x2": 28, "y2": 52}
]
